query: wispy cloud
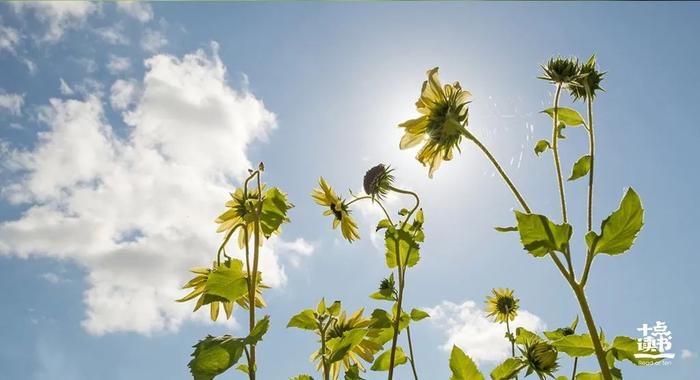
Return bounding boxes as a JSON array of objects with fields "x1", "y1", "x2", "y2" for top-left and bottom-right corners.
[{"x1": 0, "y1": 92, "x2": 24, "y2": 116}]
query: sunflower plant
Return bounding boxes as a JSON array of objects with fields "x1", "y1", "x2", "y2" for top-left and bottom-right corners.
[
  {"x1": 311, "y1": 164, "x2": 430, "y2": 380},
  {"x1": 177, "y1": 163, "x2": 293, "y2": 380},
  {"x1": 288, "y1": 299, "x2": 382, "y2": 380},
  {"x1": 399, "y1": 58, "x2": 651, "y2": 380}
]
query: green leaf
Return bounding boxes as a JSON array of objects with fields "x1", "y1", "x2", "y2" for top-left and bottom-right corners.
[
  {"x1": 327, "y1": 300, "x2": 342, "y2": 316},
  {"x1": 542, "y1": 107, "x2": 585, "y2": 126},
  {"x1": 490, "y1": 358, "x2": 524, "y2": 380},
  {"x1": 449, "y1": 345, "x2": 485, "y2": 380},
  {"x1": 344, "y1": 364, "x2": 365, "y2": 380},
  {"x1": 570, "y1": 315, "x2": 579, "y2": 331},
  {"x1": 245, "y1": 315, "x2": 270, "y2": 345},
  {"x1": 410, "y1": 308, "x2": 430, "y2": 321},
  {"x1": 287, "y1": 309, "x2": 317, "y2": 330},
  {"x1": 260, "y1": 187, "x2": 293, "y2": 238},
  {"x1": 188, "y1": 335, "x2": 246, "y2": 380},
  {"x1": 370, "y1": 347, "x2": 408, "y2": 371},
  {"x1": 204, "y1": 260, "x2": 248, "y2": 303},
  {"x1": 376, "y1": 219, "x2": 392, "y2": 231},
  {"x1": 236, "y1": 364, "x2": 249, "y2": 375},
  {"x1": 328, "y1": 329, "x2": 367, "y2": 363},
  {"x1": 290, "y1": 375, "x2": 314, "y2": 380},
  {"x1": 534, "y1": 140, "x2": 551, "y2": 156},
  {"x1": 494, "y1": 226, "x2": 517, "y2": 233},
  {"x1": 384, "y1": 227, "x2": 420, "y2": 268},
  {"x1": 575, "y1": 373, "x2": 603, "y2": 380},
  {"x1": 568, "y1": 155, "x2": 592, "y2": 181},
  {"x1": 609, "y1": 335, "x2": 662, "y2": 365},
  {"x1": 514, "y1": 327, "x2": 541, "y2": 345},
  {"x1": 586, "y1": 188, "x2": 644, "y2": 256},
  {"x1": 552, "y1": 333, "x2": 596, "y2": 357},
  {"x1": 514, "y1": 211, "x2": 572, "y2": 257}
]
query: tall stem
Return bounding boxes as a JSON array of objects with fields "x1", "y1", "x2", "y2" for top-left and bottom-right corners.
[
  {"x1": 320, "y1": 325, "x2": 330, "y2": 380},
  {"x1": 467, "y1": 133, "x2": 531, "y2": 213},
  {"x1": 505, "y1": 318, "x2": 517, "y2": 380},
  {"x1": 406, "y1": 325, "x2": 419, "y2": 380},
  {"x1": 572, "y1": 283, "x2": 612, "y2": 380},
  {"x1": 551, "y1": 83, "x2": 568, "y2": 224},
  {"x1": 580, "y1": 94, "x2": 596, "y2": 287},
  {"x1": 247, "y1": 174, "x2": 263, "y2": 380}
]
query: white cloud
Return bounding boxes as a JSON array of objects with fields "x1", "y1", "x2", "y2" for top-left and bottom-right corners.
[
  {"x1": 141, "y1": 29, "x2": 167, "y2": 53},
  {"x1": 109, "y1": 79, "x2": 139, "y2": 110},
  {"x1": 0, "y1": 24, "x2": 20, "y2": 53},
  {"x1": 117, "y1": 1, "x2": 154, "y2": 23},
  {"x1": 681, "y1": 349, "x2": 697, "y2": 360},
  {"x1": 106, "y1": 55, "x2": 131, "y2": 74},
  {"x1": 12, "y1": 1, "x2": 99, "y2": 43},
  {"x1": 0, "y1": 92, "x2": 24, "y2": 116},
  {"x1": 95, "y1": 25, "x2": 128, "y2": 45},
  {"x1": 40, "y1": 272, "x2": 69, "y2": 284},
  {"x1": 426, "y1": 300, "x2": 546, "y2": 364},
  {"x1": 0, "y1": 43, "x2": 308, "y2": 336},
  {"x1": 59, "y1": 78, "x2": 74, "y2": 96}
]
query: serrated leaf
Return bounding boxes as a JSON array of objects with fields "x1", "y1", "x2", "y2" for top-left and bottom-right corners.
[
  {"x1": 552, "y1": 333, "x2": 596, "y2": 357},
  {"x1": 514, "y1": 327, "x2": 541, "y2": 345},
  {"x1": 328, "y1": 329, "x2": 367, "y2": 363},
  {"x1": 610, "y1": 335, "x2": 662, "y2": 365},
  {"x1": 370, "y1": 347, "x2": 408, "y2": 371},
  {"x1": 490, "y1": 358, "x2": 524, "y2": 380},
  {"x1": 260, "y1": 187, "x2": 293, "y2": 238},
  {"x1": 586, "y1": 188, "x2": 644, "y2": 256},
  {"x1": 245, "y1": 315, "x2": 270, "y2": 345},
  {"x1": 449, "y1": 345, "x2": 485, "y2": 380},
  {"x1": 514, "y1": 211, "x2": 572, "y2": 257},
  {"x1": 188, "y1": 335, "x2": 246, "y2": 380},
  {"x1": 384, "y1": 227, "x2": 420, "y2": 268},
  {"x1": 410, "y1": 308, "x2": 430, "y2": 321},
  {"x1": 204, "y1": 260, "x2": 248, "y2": 303},
  {"x1": 568, "y1": 155, "x2": 592, "y2": 181},
  {"x1": 542, "y1": 107, "x2": 585, "y2": 126},
  {"x1": 534, "y1": 140, "x2": 551, "y2": 156},
  {"x1": 287, "y1": 309, "x2": 317, "y2": 330}
]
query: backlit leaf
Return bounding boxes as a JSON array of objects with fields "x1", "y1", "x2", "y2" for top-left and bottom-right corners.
[
  {"x1": 586, "y1": 188, "x2": 644, "y2": 256},
  {"x1": 449, "y1": 345, "x2": 485, "y2": 380},
  {"x1": 568, "y1": 155, "x2": 592, "y2": 181}
]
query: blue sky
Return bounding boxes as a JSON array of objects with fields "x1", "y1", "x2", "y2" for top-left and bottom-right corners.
[{"x1": 0, "y1": 2, "x2": 698, "y2": 379}]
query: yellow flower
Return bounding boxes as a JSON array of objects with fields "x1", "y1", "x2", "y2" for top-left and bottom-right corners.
[
  {"x1": 485, "y1": 288, "x2": 519, "y2": 323},
  {"x1": 399, "y1": 67, "x2": 472, "y2": 178},
  {"x1": 214, "y1": 187, "x2": 260, "y2": 247},
  {"x1": 312, "y1": 177, "x2": 360, "y2": 242}
]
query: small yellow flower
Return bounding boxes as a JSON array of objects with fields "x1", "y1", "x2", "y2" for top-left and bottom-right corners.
[
  {"x1": 312, "y1": 177, "x2": 360, "y2": 242},
  {"x1": 485, "y1": 288, "x2": 519, "y2": 323},
  {"x1": 399, "y1": 67, "x2": 472, "y2": 178}
]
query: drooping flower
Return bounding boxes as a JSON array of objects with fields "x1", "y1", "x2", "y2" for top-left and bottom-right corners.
[
  {"x1": 485, "y1": 288, "x2": 520, "y2": 323},
  {"x1": 398, "y1": 67, "x2": 472, "y2": 178},
  {"x1": 521, "y1": 341, "x2": 560, "y2": 380},
  {"x1": 320, "y1": 308, "x2": 380, "y2": 379},
  {"x1": 363, "y1": 164, "x2": 395, "y2": 201},
  {"x1": 539, "y1": 57, "x2": 583, "y2": 87},
  {"x1": 570, "y1": 55, "x2": 605, "y2": 101},
  {"x1": 312, "y1": 177, "x2": 360, "y2": 242}
]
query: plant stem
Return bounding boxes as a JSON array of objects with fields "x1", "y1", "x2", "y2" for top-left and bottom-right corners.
[
  {"x1": 320, "y1": 323, "x2": 330, "y2": 380},
  {"x1": 580, "y1": 93, "x2": 596, "y2": 288},
  {"x1": 247, "y1": 173, "x2": 263, "y2": 380},
  {"x1": 551, "y1": 83, "x2": 568, "y2": 224},
  {"x1": 572, "y1": 283, "x2": 612, "y2": 380},
  {"x1": 505, "y1": 318, "x2": 517, "y2": 380},
  {"x1": 406, "y1": 325, "x2": 419, "y2": 380},
  {"x1": 465, "y1": 131, "x2": 531, "y2": 213},
  {"x1": 572, "y1": 357, "x2": 578, "y2": 379}
]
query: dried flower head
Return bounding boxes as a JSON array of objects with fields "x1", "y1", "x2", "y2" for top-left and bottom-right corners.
[
  {"x1": 363, "y1": 164, "x2": 395, "y2": 200},
  {"x1": 570, "y1": 55, "x2": 605, "y2": 101},
  {"x1": 539, "y1": 56, "x2": 583, "y2": 87},
  {"x1": 398, "y1": 67, "x2": 472, "y2": 178}
]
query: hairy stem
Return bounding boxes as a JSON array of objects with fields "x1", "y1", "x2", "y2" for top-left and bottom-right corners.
[
  {"x1": 320, "y1": 321, "x2": 330, "y2": 380},
  {"x1": 247, "y1": 173, "x2": 263, "y2": 380},
  {"x1": 406, "y1": 325, "x2": 419, "y2": 380},
  {"x1": 551, "y1": 83, "x2": 568, "y2": 224},
  {"x1": 580, "y1": 93, "x2": 596, "y2": 287},
  {"x1": 466, "y1": 131, "x2": 531, "y2": 213},
  {"x1": 572, "y1": 283, "x2": 612, "y2": 380},
  {"x1": 505, "y1": 317, "x2": 518, "y2": 380}
]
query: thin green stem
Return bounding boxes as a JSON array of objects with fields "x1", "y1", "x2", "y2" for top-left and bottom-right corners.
[
  {"x1": 216, "y1": 223, "x2": 242, "y2": 265},
  {"x1": 406, "y1": 325, "x2": 419, "y2": 380},
  {"x1": 572, "y1": 357, "x2": 578, "y2": 379},
  {"x1": 465, "y1": 131, "x2": 531, "y2": 213},
  {"x1": 572, "y1": 283, "x2": 613, "y2": 380},
  {"x1": 319, "y1": 319, "x2": 332, "y2": 380},
  {"x1": 551, "y1": 83, "x2": 568, "y2": 224},
  {"x1": 247, "y1": 173, "x2": 263, "y2": 380},
  {"x1": 388, "y1": 186, "x2": 420, "y2": 229},
  {"x1": 346, "y1": 195, "x2": 371, "y2": 206},
  {"x1": 505, "y1": 318, "x2": 515, "y2": 357},
  {"x1": 580, "y1": 93, "x2": 596, "y2": 288}
]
